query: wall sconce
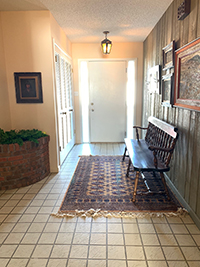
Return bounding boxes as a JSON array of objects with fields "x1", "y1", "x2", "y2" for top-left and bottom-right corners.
[{"x1": 101, "y1": 31, "x2": 112, "y2": 54}]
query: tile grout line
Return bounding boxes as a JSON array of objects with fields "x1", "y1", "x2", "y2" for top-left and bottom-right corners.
[
  {"x1": 65, "y1": 216, "x2": 79, "y2": 266},
  {"x1": 152, "y1": 216, "x2": 171, "y2": 267},
  {"x1": 106, "y1": 217, "x2": 108, "y2": 267},
  {"x1": 121, "y1": 217, "x2": 128, "y2": 267},
  {"x1": 165, "y1": 217, "x2": 189, "y2": 266},
  {"x1": 136, "y1": 217, "x2": 149, "y2": 267},
  {"x1": 182, "y1": 217, "x2": 200, "y2": 249},
  {"x1": 45, "y1": 215, "x2": 64, "y2": 267},
  {"x1": 86, "y1": 217, "x2": 93, "y2": 267},
  {"x1": 3, "y1": 185, "x2": 40, "y2": 266},
  {"x1": 14, "y1": 177, "x2": 58, "y2": 266}
]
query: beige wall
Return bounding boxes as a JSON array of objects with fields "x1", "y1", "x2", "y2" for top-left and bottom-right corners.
[
  {"x1": 0, "y1": 13, "x2": 11, "y2": 130},
  {"x1": 50, "y1": 13, "x2": 72, "y2": 56},
  {"x1": 72, "y1": 42, "x2": 143, "y2": 143},
  {"x1": 0, "y1": 10, "x2": 71, "y2": 172}
]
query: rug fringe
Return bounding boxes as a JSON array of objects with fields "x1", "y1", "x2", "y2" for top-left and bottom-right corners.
[{"x1": 51, "y1": 207, "x2": 188, "y2": 219}]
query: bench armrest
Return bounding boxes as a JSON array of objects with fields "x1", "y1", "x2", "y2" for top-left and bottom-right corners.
[
  {"x1": 148, "y1": 145, "x2": 174, "y2": 168},
  {"x1": 133, "y1": 126, "x2": 148, "y2": 141},
  {"x1": 148, "y1": 146, "x2": 174, "y2": 153}
]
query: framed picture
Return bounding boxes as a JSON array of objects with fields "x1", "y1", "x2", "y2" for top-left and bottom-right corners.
[
  {"x1": 147, "y1": 65, "x2": 161, "y2": 94},
  {"x1": 174, "y1": 37, "x2": 200, "y2": 111},
  {"x1": 14, "y1": 72, "x2": 43, "y2": 103},
  {"x1": 162, "y1": 40, "x2": 175, "y2": 70},
  {"x1": 162, "y1": 73, "x2": 174, "y2": 107}
]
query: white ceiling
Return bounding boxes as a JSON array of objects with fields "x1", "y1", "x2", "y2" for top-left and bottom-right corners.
[{"x1": 0, "y1": 0, "x2": 173, "y2": 42}]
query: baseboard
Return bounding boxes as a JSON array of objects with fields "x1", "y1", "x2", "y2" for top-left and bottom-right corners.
[{"x1": 164, "y1": 173, "x2": 200, "y2": 229}]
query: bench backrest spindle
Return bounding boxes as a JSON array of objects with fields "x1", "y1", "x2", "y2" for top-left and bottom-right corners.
[{"x1": 143, "y1": 117, "x2": 178, "y2": 168}]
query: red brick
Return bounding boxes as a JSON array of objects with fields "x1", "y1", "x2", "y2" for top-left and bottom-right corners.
[
  {"x1": 22, "y1": 144, "x2": 26, "y2": 150},
  {"x1": 0, "y1": 177, "x2": 4, "y2": 181},
  {"x1": 0, "y1": 158, "x2": 7, "y2": 162},
  {"x1": 0, "y1": 137, "x2": 50, "y2": 190},
  {"x1": 9, "y1": 144, "x2": 14, "y2": 152},
  {"x1": 15, "y1": 144, "x2": 20, "y2": 151},
  {"x1": 0, "y1": 162, "x2": 12, "y2": 167},
  {"x1": 0, "y1": 167, "x2": 10, "y2": 172},
  {"x1": 8, "y1": 155, "x2": 23, "y2": 161},
  {"x1": 26, "y1": 141, "x2": 31, "y2": 150},
  {"x1": 3, "y1": 145, "x2": 8, "y2": 153},
  {"x1": 12, "y1": 159, "x2": 28, "y2": 166}
]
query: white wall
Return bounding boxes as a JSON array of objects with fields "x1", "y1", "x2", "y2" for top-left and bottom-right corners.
[
  {"x1": 72, "y1": 42, "x2": 144, "y2": 143},
  {"x1": 0, "y1": 12, "x2": 11, "y2": 130},
  {"x1": 0, "y1": 11, "x2": 72, "y2": 172}
]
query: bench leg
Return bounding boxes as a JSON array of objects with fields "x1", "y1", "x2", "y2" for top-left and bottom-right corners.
[
  {"x1": 132, "y1": 171, "x2": 139, "y2": 202},
  {"x1": 122, "y1": 147, "x2": 127, "y2": 161},
  {"x1": 126, "y1": 158, "x2": 131, "y2": 177},
  {"x1": 160, "y1": 172, "x2": 170, "y2": 201}
]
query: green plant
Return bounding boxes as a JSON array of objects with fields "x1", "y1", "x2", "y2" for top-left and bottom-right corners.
[{"x1": 0, "y1": 128, "x2": 48, "y2": 146}]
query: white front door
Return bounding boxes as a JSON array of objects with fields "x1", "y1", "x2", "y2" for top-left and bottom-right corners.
[
  {"x1": 89, "y1": 61, "x2": 127, "y2": 142},
  {"x1": 55, "y1": 52, "x2": 75, "y2": 165}
]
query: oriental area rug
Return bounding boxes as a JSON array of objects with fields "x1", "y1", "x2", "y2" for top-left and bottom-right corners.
[{"x1": 53, "y1": 156, "x2": 185, "y2": 219}]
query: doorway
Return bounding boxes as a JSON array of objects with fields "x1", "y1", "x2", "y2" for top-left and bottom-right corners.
[
  {"x1": 54, "y1": 45, "x2": 75, "y2": 166},
  {"x1": 89, "y1": 61, "x2": 126, "y2": 142},
  {"x1": 80, "y1": 59, "x2": 136, "y2": 143}
]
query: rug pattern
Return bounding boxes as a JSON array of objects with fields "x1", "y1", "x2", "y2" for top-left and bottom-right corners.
[{"x1": 60, "y1": 156, "x2": 181, "y2": 213}]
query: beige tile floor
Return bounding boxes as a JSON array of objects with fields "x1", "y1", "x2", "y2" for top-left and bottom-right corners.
[{"x1": 0, "y1": 143, "x2": 200, "y2": 267}]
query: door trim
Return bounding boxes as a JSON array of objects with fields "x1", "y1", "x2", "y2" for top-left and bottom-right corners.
[
  {"x1": 53, "y1": 39, "x2": 75, "y2": 168},
  {"x1": 78, "y1": 58, "x2": 137, "y2": 143}
]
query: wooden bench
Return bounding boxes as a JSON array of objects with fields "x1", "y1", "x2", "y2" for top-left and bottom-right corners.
[{"x1": 122, "y1": 116, "x2": 178, "y2": 202}]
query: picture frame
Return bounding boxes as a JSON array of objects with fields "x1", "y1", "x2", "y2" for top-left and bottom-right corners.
[
  {"x1": 14, "y1": 72, "x2": 43, "y2": 103},
  {"x1": 174, "y1": 37, "x2": 200, "y2": 111},
  {"x1": 147, "y1": 65, "x2": 161, "y2": 94},
  {"x1": 177, "y1": 0, "x2": 191, "y2": 20},
  {"x1": 162, "y1": 40, "x2": 175, "y2": 70},
  {"x1": 162, "y1": 73, "x2": 174, "y2": 107}
]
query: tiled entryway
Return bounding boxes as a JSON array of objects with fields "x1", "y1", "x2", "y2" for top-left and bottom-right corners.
[{"x1": 0, "y1": 144, "x2": 200, "y2": 267}]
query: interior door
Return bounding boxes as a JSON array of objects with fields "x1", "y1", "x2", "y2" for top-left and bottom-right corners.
[
  {"x1": 55, "y1": 52, "x2": 75, "y2": 165},
  {"x1": 89, "y1": 61, "x2": 127, "y2": 142}
]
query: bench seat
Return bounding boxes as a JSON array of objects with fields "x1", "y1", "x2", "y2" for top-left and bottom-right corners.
[{"x1": 124, "y1": 139, "x2": 169, "y2": 172}]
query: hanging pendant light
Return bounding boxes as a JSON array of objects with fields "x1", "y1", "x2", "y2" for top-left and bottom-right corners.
[{"x1": 101, "y1": 31, "x2": 112, "y2": 54}]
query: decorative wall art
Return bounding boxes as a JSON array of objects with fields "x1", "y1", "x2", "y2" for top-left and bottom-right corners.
[
  {"x1": 147, "y1": 65, "x2": 161, "y2": 94},
  {"x1": 162, "y1": 41, "x2": 175, "y2": 70},
  {"x1": 177, "y1": 0, "x2": 191, "y2": 20},
  {"x1": 14, "y1": 72, "x2": 43, "y2": 103},
  {"x1": 162, "y1": 73, "x2": 174, "y2": 107},
  {"x1": 174, "y1": 37, "x2": 200, "y2": 112}
]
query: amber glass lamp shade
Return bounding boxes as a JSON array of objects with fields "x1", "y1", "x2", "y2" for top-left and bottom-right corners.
[{"x1": 101, "y1": 31, "x2": 112, "y2": 54}]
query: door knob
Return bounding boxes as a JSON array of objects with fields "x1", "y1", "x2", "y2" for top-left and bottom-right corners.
[
  {"x1": 60, "y1": 112, "x2": 67, "y2": 115},
  {"x1": 91, "y1": 109, "x2": 94, "y2": 112}
]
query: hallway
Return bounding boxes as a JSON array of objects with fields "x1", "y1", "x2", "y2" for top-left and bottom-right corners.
[{"x1": 0, "y1": 144, "x2": 200, "y2": 267}]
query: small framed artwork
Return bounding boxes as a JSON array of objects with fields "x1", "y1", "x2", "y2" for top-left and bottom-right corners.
[
  {"x1": 162, "y1": 40, "x2": 175, "y2": 70},
  {"x1": 162, "y1": 73, "x2": 174, "y2": 107},
  {"x1": 177, "y1": 0, "x2": 190, "y2": 20},
  {"x1": 14, "y1": 72, "x2": 43, "y2": 103},
  {"x1": 174, "y1": 37, "x2": 200, "y2": 111},
  {"x1": 147, "y1": 65, "x2": 161, "y2": 94}
]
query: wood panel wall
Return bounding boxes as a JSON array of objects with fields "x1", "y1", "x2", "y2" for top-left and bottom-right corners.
[{"x1": 143, "y1": 0, "x2": 200, "y2": 220}]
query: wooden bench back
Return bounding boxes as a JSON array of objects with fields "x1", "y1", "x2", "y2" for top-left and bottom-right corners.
[{"x1": 145, "y1": 117, "x2": 178, "y2": 167}]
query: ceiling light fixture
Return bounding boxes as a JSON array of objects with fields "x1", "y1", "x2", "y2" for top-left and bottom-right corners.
[{"x1": 101, "y1": 31, "x2": 112, "y2": 54}]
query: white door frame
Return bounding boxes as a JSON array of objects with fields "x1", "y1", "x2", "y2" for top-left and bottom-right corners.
[
  {"x1": 78, "y1": 58, "x2": 137, "y2": 143},
  {"x1": 53, "y1": 39, "x2": 75, "y2": 167}
]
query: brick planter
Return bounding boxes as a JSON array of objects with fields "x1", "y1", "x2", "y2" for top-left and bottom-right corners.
[{"x1": 0, "y1": 136, "x2": 50, "y2": 190}]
